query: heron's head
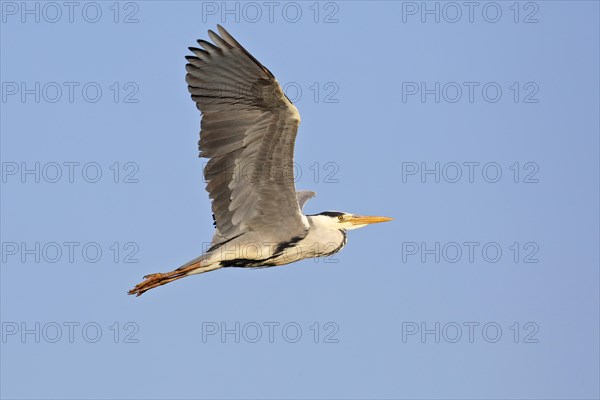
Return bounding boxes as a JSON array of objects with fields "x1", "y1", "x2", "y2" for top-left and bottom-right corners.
[{"x1": 314, "y1": 211, "x2": 393, "y2": 231}]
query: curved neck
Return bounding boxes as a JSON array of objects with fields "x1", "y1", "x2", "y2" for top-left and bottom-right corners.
[{"x1": 305, "y1": 215, "x2": 347, "y2": 256}]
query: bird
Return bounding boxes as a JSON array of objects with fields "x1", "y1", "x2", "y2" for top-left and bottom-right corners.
[{"x1": 128, "y1": 25, "x2": 392, "y2": 296}]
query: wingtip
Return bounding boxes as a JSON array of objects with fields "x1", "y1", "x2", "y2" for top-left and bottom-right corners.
[{"x1": 216, "y1": 24, "x2": 239, "y2": 49}]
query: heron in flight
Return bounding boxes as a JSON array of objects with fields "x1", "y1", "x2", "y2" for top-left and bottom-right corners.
[{"x1": 129, "y1": 25, "x2": 391, "y2": 296}]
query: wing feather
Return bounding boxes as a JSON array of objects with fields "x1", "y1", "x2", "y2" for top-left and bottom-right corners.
[{"x1": 186, "y1": 25, "x2": 308, "y2": 247}]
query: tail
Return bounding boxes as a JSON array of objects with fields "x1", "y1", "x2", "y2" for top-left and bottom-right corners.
[{"x1": 128, "y1": 256, "x2": 221, "y2": 297}]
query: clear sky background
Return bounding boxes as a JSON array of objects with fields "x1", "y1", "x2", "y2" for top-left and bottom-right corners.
[{"x1": 1, "y1": 1, "x2": 599, "y2": 399}]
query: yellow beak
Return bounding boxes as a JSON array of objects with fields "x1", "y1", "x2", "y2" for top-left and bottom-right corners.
[{"x1": 348, "y1": 215, "x2": 393, "y2": 226}]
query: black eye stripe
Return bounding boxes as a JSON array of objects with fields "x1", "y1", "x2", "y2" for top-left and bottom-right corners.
[{"x1": 316, "y1": 211, "x2": 345, "y2": 217}]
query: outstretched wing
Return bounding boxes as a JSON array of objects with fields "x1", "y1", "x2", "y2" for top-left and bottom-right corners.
[
  {"x1": 296, "y1": 190, "x2": 316, "y2": 210},
  {"x1": 186, "y1": 25, "x2": 308, "y2": 246}
]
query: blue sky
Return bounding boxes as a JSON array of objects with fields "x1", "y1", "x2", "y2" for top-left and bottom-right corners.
[{"x1": 1, "y1": 1, "x2": 599, "y2": 399}]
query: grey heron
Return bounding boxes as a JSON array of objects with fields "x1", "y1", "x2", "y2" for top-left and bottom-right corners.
[{"x1": 129, "y1": 25, "x2": 391, "y2": 296}]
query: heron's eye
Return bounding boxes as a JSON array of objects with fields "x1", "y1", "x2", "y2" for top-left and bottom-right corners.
[{"x1": 338, "y1": 215, "x2": 344, "y2": 221}]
